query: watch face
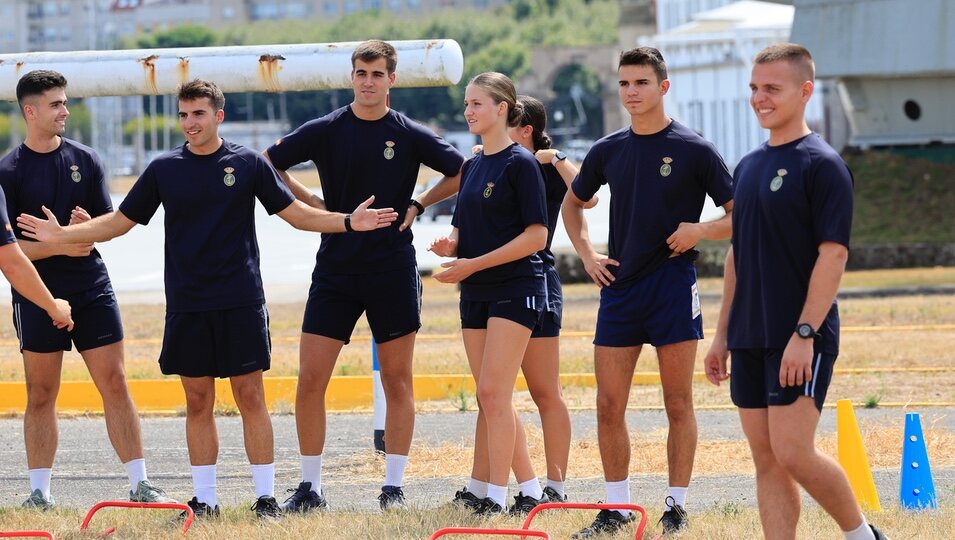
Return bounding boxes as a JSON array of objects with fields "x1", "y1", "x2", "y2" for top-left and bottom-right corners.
[
  {"x1": 797, "y1": 324, "x2": 813, "y2": 338},
  {"x1": 555, "y1": 151, "x2": 567, "y2": 161}
]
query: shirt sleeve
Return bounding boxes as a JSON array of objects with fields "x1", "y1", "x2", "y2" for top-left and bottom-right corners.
[
  {"x1": 0, "y1": 158, "x2": 19, "y2": 242},
  {"x1": 0, "y1": 188, "x2": 17, "y2": 246},
  {"x1": 514, "y1": 154, "x2": 548, "y2": 229},
  {"x1": 700, "y1": 142, "x2": 734, "y2": 206},
  {"x1": 118, "y1": 165, "x2": 161, "y2": 225},
  {"x1": 255, "y1": 155, "x2": 296, "y2": 215},
  {"x1": 808, "y1": 154, "x2": 854, "y2": 249},
  {"x1": 571, "y1": 143, "x2": 605, "y2": 202},
  {"x1": 413, "y1": 123, "x2": 465, "y2": 178},
  {"x1": 265, "y1": 118, "x2": 325, "y2": 172},
  {"x1": 450, "y1": 158, "x2": 472, "y2": 229},
  {"x1": 88, "y1": 151, "x2": 114, "y2": 217}
]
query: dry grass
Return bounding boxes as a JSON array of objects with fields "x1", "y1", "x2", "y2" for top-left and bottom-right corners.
[{"x1": 0, "y1": 500, "x2": 950, "y2": 539}]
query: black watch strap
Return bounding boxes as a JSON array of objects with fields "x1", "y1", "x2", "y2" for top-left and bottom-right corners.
[
  {"x1": 344, "y1": 213, "x2": 354, "y2": 232},
  {"x1": 410, "y1": 199, "x2": 425, "y2": 215}
]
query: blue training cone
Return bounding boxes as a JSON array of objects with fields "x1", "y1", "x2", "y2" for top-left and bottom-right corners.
[{"x1": 900, "y1": 412, "x2": 937, "y2": 509}]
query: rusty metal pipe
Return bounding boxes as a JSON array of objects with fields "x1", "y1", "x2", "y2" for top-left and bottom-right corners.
[{"x1": 0, "y1": 39, "x2": 463, "y2": 99}]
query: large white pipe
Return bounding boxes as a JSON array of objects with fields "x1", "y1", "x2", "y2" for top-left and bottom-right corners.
[{"x1": 0, "y1": 39, "x2": 464, "y2": 99}]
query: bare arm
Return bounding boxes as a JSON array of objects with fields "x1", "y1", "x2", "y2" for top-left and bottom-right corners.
[
  {"x1": 779, "y1": 241, "x2": 849, "y2": 387},
  {"x1": 534, "y1": 149, "x2": 598, "y2": 209},
  {"x1": 263, "y1": 150, "x2": 326, "y2": 210},
  {"x1": 561, "y1": 189, "x2": 618, "y2": 287},
  {"x1": 399, "y1": 169, "x2": 463, "y2": 231},
  {"x1": 276, "y1": 195, "x2": 397, "y2": 233},
  {"x1": 17, "y1": 208, "x2": 137, "y2": 244},
  {"x1": 667, "y1": 200, "x2": 734, "y2": 255},
  {"x1": 18, "y1": 239, "x2": 94, "y2": 261},
  {"x1": 0, "y1": 242, "x2": 73, "y2": 330},
  {"x1": 704, "y1": 246, "x2": 736, "y2": 385},
  {"x1": 434, "y1": 224, "x2": 547, "y2": 284}
]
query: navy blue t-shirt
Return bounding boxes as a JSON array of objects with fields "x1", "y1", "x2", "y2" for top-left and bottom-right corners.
[
  {"x1": 572, "y1": 120, "x2": 733, "y2": 287},
  {"x1": 266, "y1": 105, "x2": 465, "y2": 274},
  {"x1": 0, "y1": 139, "x2": 112, "y2": 300},
  {"x1": 538, "y1": 163, "x2": 568, "y2": 268},
  {"x1": 727, "y1": 133, "x2": 854, "y2": 354},
  {"x1": 119, "y1": 140, "x2": 295, "y2": 312},
  {"x1": 452, "y1": 143, "x2": 547, "y2": 301},
  {"x1": 0, "y1": 188, "x2": 17, "y2": 246}
]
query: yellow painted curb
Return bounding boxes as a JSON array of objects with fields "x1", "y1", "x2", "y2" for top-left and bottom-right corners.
[{"x1": 0, "y1": 367, "x2": 950, "y2": 414}]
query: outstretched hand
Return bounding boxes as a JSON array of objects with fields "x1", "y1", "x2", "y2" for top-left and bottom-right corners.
[
  {"x1": 433, "y1": 258, "x2": 476, "y2": 284},
  {"x1": 17, "y1": 206, "x2": 64, "y2": 243},
  {"x1": 349, "y1": 196, "x2": 399, "y2": 231},
  {"x1": 428, "y1": 236, "x2": 457, "y2": 258},
  {"x1": 69, "y1": 206, "x2": 91, "y2": 225}
]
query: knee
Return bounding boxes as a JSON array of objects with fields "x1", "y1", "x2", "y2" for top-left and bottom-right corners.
[
  {"x1": 184, "y1": 389, "x2": 215, "y2": 417},
  {"x1": 530, "y1": 385, "x2": 566, "y2": 414},
  {"x1": 25, "y1": 380, "x2": 59, "y2": 409},
  {"x1": 770, "y1": 439, "x2": 811, "y2": 474},
  {"x1": 595, "y1": 390, "x2": 627, "y2": 422},
  {"x1": 232, "y1": 382, "x2": 266, "y2": 411},
  {"x1": 99, "y1": 369, "x2": 132, "y2": 401},
  {"x1": 476, "y1": 383, "x2": 509, "y2": 417},
  {"x1": 663, "y1": 394, "x2": 695, "y2": 424}
]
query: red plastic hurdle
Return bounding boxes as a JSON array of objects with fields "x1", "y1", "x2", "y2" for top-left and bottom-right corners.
[
  {"x1": 522, "y1": 502, "x2": 648, "y2": 540},
  {"x1": 430, "y1": 527, "x2": 550, "y2": 539},
  {"x1": 0, "y1": 532, "x2": 54, "y2": 539},
  {"x1": 80, "y1": 501, "x2": 194, "y2": 536}
]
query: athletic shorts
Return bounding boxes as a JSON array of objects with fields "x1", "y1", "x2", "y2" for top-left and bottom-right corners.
[
  {"x1": 461, "y1": 296, "x2": 545, "y2": 331},
  {"x1": 530, "y1": 266, "x2": 562, "y2": 339},
  {"x1": 730, "y1": 347, "x2": 837, "y2": 412},
  {"x1": 594, "y1": 257, "x2": 703, "y2": 347},
  {"x1": 302, "y1": 266, "x2": 422, "y2": 344},
  {"x1": 13, "y1": 282, "x2": 123, "y2": 353},
  {"x1": 159, "y1": 304, "x2": 271, "y2": 378}
]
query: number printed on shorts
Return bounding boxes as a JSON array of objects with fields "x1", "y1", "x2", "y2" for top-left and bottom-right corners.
[{"x1": 691, "y1": 282, "x2": 701, "y2": 319}]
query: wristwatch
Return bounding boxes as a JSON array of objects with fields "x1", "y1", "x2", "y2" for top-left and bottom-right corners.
[
  {"x1": 551, "y1": 151, "x2": 567, "y2": 167},
  {"x1": 343, "y1": 214, "x2": 354, "y2": 232},
  {"x1": 795, "y1": 323, "x2": 819, "y2": 339},
  {"x1": 409, "y1": 199, "x2": 425, "y2": 215}
]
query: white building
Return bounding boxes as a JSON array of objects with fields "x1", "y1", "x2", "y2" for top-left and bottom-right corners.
[{"x1": 641, "y1": 0, "x2": 823, "y2": 166}]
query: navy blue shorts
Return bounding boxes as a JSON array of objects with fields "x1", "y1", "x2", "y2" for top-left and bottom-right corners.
[
  {"x1": 159, "y1": 304, "x2": 271, "y2": 378},
  {"x1": 461, "y1": 296, "x2": 545, "y2": 331},
  {"x1": 13, "y1": 282, "x2": 124, "y2": 353},
  {"x1": 730, "y1": 348, "x2": 837, "y2": 412},
  {"x1": 531, "y1": 266, "x2": 562, "y2": 339},
  {"x1": 302, "y1": 266, "x2": 422, "y2": 344},
  {"x1": 594, "y1": 257, "x2": 703, "y2": 347}
]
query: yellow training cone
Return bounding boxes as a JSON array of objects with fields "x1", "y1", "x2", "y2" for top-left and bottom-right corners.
[{"x1": 837, "y1": 399, "x2": 882, "y2": 510}]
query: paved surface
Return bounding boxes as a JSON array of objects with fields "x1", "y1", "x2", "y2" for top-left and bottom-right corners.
[{"x1": 0, "y1": 408, "x2": 951, "y2": 512}]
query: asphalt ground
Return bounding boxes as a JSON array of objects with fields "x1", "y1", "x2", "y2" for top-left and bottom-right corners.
[{"x1": 0, "y1": 408, "x2": 951, "y2": 513}]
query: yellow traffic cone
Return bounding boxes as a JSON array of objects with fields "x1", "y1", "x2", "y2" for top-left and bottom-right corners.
[{"x1": 837, "y1": 399, "x2": 882, "y2": 510}]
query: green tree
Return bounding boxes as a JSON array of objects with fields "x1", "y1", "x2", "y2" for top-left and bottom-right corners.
[{"x1": 133, "y1": 24, "x2": 216, "y2": 49}]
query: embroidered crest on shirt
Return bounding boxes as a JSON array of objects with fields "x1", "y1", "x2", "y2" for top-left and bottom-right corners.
[
  {"x1": 223, "y1": 166, "x2": 236, "y2": 187},
  {"x1": 660, "y1": 157, "x2": 673, "y2": 177},
  {"x1": 770, "y1": 168, "x2": 787, "y2": 192},
  {"x1": 483, "y1": 182, "x2": 495, "y2": 199},
  {"x1": 384, "y1": 141, "x2": 396, "y2": 160},
  {"x1": 69, "y1": 164, "x2": 81, "y2": 183}
]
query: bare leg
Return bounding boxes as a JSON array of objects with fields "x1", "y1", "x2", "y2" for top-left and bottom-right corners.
[
  {"x1": 375, "y1": 332, "x2": 416, "y2": 456},
  {"x1": 180, "y1": 376, "x2": 218, "y2": 466},
  {"x1": 656, "y1": 340, "x2": 698, "y2": 487},
  {"x1": 740, "y1": 407, "x2": 800, "y2": 540},
  {"x1": 82, "y1": 341, "x2": 143, "y2": 463},
  {"x1": 230, "y1": 370, "x2": 274, "y2": 464},
  {"x1": 295, "y1": 333, "x2": 344, "y2": 455},
  {"x1": 22, "y1": 351, "x2": 64, "y2": 470},
  {"x1": 594, "y1": 345, "x2": 640, "y2": 482},
  {"x1": 523, "y1": 336, "x2": 571, "y2": 483}
]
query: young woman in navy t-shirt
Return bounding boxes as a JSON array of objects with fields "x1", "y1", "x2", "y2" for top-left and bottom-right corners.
[{"x1": 429, "y1": 72, "x2": 548, "y2": 514}]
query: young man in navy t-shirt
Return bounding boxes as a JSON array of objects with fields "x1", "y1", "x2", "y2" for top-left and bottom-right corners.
[
  {"x1": 563, "y1": 47, "x2": 734, "y2": 537},
  {"x1": 1, "y1": 70, "x2": 173, "y2": 508},
  {"x1": 703, "y1": 44, "x2": 886, "y2": 540},
  {"x1": 264, "y1": 40, "x2": 464, "y2": 512},
  {"x1": 18, "y1": 79, "x2": 398, "y2": 519}
]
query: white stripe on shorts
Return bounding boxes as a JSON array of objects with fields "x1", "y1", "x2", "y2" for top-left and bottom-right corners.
[{"x1": 804, "y1": 353, "x2": 822, "y2": 397}]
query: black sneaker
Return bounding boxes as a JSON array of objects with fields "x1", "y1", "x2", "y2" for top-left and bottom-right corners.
[
  {"x1": 658, "y1": 496, "x2": 688, "y2": 534},
  {"x1": 472, "y1": 497, "x2": 505, "y2": 516},
  {"x1": 451, "y1": 487, "x2": 482, "y2": 510},
  {"x1": 571, "y1": 509, "x2": 636, "y2": 539},
  {"x1": 378, "y1": 485, "x2": 407, "y2": 511},
  {"x1": 870, "y1": 524, "x2": 889, "y2": 540},
  {"x1": 279, "y1": 482, "x2": 328, "y2": 513},
  {"x1": 178, "y1": 496, "x2": 220, "y2": 521},
  {"x1": 542, "y1": 486, "x2": 567, "y2": 503},
  {"x1": 509, "y1": 491, "x2": 546, "y2": 515},
  {"x1": 250, "y1": 495, "x2": 281, "y2": 519}
]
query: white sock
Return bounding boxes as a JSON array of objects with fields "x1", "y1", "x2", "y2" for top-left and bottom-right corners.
[
  {"x1": 250, "y1": 463, "x2": 275, "y2": 498},
  {"x1": 384, "y1": 454, "x2": 408, "y2": 487},
  {"x1": 605, "y1": 477, "x2": 632, "y2": 517},
  {"x1": 519, "y1": 477, "x2": 544, "y2": 500},
  {"x1": 486, "y1": 483, "x2": 508, "y2": 508},
  {"x1": 28, "y1": 468, "x2": 52, "y2": 499},
  {"x1": 124, "y1": 458, "x2": 148, "y2": 488},
  {"x1": 191, "y1": 464, "x2": 217, "y2": 507},
  {"x1": 467, "y1": 478, "x2": 488, "y2": 498},
  {"x1": 301, "y1": 454, "x2": 322, "y2": 494},
  {"x1": 546, "y1": 478, "x2": 565, "y2": 498},
  {"x1": 844, "y1": 516, "x2": 875, "y2": 540},
  {"x1": 666, "y1": 486, "x2": 688, "y2": 510}
]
